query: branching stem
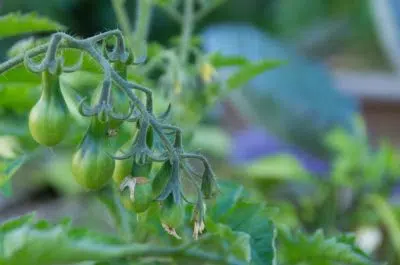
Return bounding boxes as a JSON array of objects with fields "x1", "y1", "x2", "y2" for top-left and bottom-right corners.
[{"x1": 0, "y1": 28, "x2": 215, "y2": 212}]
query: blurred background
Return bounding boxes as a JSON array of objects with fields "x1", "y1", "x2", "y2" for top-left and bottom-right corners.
[
  {"x1": 1, "y1": 0, "x2": 400, "y2": 263},
  {"x1": 1, "y1": 0, "x2": 398, "y2": 161}
]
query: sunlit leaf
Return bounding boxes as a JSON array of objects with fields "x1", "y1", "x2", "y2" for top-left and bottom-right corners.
[
  {"x1": 279, "y1": 228, "x2": 374, "y2": 265},
  {"x1": 217, "y1": 201, "x2": 276, "y2": 265},
  {"x1": 205, "y1": 221, "x2": 251, "y2": 263},
  {"x1": 0, "y1": 212, "x2": 254, "y2": 265},
  {"x1": 227, "y1": 60, "x2": 282, "y2": 90},
  {"x1": 0, "y1": 12, "x2": 65, "y2": 38},
  {"x1": 367, "y1": 194, "x2": 400, "y2": 260},
  {"x1": 0, "y1": 155, "x2": 27, "y2": 196},
  {"x1": 0, "y1": 181, "x2": 12, "y2": 197},
  {"x1": 190, "y1": 126, "x2": 231, "y2": 157},
  {"x1": 209, "y1": 53, "x2": 250, "y2": 67},
  {"x1": 240, "y1": 154, "x2": 310, "y2": 181}
]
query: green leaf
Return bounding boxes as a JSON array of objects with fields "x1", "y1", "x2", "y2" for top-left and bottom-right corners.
[
  {"x1": 209, "y1": 180, "x2": 245, "y2": 220},
  {"x1": 0, "y1": 181, "x2": 12, "y2": 197},
  {"x1": 154, "y1": 0, "x2": 175, "y2": 6},
  {"x1": 216, "y1": 199, "x2": 277, "y2": 265},
  {"x1": 205, "y1": 221, "x2": 251, "y2": 263},
  {"x1": 240, "y1": 154, "x2": 311, "y2": 181},
  {"x1": 0, "y1": 118, "x2": 30, "y2": 138},
  {"x1": 0, "y1": 64, "x2": 41, "y2": 111},
  {"x1": 367, "y1": 194, "x2": 400, "y2": 260},
  {"x1": 227, "y1": 60, "x2": 282, "y2": 90},
  {"x1": 190, "y1": 126, "x2": 231, "y2": 157},
  {"x1": 0, "y1": 213, "x2": 252, "y2": 265},
  {"x1": 0, "y1": 155, "x2": 27, "y2": 193},
  {"x1": 209, "y1": 53, "x2": 250, "y2": 67},
  {"x1": 0, "y1": 12, "x2": 65, "y2": 38},
  {"x1": 279, "y1": 228, "x2": 374, "y2": 265},
  {"x1": 0, "y1": 64, "x2": 41, "y2": 87}
]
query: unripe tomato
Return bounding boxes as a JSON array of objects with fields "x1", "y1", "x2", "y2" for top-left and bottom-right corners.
[
  {"x1": 132, "y1": 161, "x2": 152, "y2": 178},
  {"x1": 160, "y1": 196, "x2": 185, "y2": 229},
  {"x1": 29, "y1": 70, "x2": 70, "y2": 146},
  {"x1": 112, "y1": 139, "x2": 134, "y2": 184},
  {"x1": 120, "y1": 162, "x2": 153, "y2": 213},
  {"x1": 152, "y1": 161, "x2": 172, "y2": 198},
  {"x1": 114, "y1": 124, "x2": 153, "y2": 183},
  {"x1": 130, "y1": 182, "x2": 153, "y2": 213},
  {"x1": 72, "y1": 117, "x2": 115, "y2": 190}
]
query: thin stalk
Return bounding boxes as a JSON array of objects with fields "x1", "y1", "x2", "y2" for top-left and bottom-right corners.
[
  {"x1": 0, "y1": 44, "x2": 48, "y2": 73},
  {"x1": 0, "y1": 30, "x2": 215, "y2": 200},
  {"x1": 180, "y1": 0, "x2": 195, "y2": 63},
  {"x1": 111, "y1": 0, "x2": 134, "y2": 44},
  {"x1": 111, "y1": 0, "x2": 153, "y2": 63},
  {"x1": 133, "y1": 0, "x2": 153, "y2": 46},
  {"x1": 195, "y1": 0, "x2": 227, "y2": 22}
]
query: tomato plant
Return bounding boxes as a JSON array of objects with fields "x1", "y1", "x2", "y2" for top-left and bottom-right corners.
[{"x1": 0, "y1": 1, "x2": 382, "y2": 265}]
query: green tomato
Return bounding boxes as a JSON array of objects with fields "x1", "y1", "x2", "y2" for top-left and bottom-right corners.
[
  {"x1": 132, "y1": 183, "x2": 153, "y2": 212},
  {"x1": 29, "y1": 70, "x2": 70, "y2": 146},
  {"x1": 112, "y1": 157, "x2": 133, "y2": 184},
  {"x1": 121, "y1": 182, "x2": 153, "y2": 213},
  {"x1": 72, "y1": 118, "x2": 115, "y2": 190},
  {"x1": 132, "y1": 161, "x2": 152, "y2": 178},
  {"x1": 120, "y1": 162, "x2": 153, "y2": 213},
  {"x1": 152, "y1": 161, "x2": 172, "y2": 198},
  {"x1": 160, "y1": 197, "x2": 185, "y2": 229},
  {"x1": 112, "y1": 138, "x2": 134, "y2": 184}
]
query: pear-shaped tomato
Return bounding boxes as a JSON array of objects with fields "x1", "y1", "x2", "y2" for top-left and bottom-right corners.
[
  {"x1": 72, "y1": 117, "x2": 115, "y2": 190},
  {"x1": 29, "y1": 70, "x2": 70, "y2": 146},
  {"x1": 152, "y1": 161, "x2": 172, "y2": 198},
  {"x1": 120, "y1": 162, "x2": 154, "y2": 213},
  {"x1": 131, "y1": 182, "x2": 153, "y2": 213},
  {"x1": 160, "y1": 196, "x2": 185, "y2": 229}
]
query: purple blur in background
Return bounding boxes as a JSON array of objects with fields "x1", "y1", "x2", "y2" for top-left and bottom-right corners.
[{"x1": 230, "y1": 127, "x2": 330, "y2": 175}]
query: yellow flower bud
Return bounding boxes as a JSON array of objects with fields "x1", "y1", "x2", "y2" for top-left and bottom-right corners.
[{"x1": 200, "y1": 63, "x2": 216, "y2": 83}]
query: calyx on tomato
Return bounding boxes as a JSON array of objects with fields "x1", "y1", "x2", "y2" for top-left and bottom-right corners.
[{"x1": 29, "y1": 70, "x2": 70, "y2": 146}]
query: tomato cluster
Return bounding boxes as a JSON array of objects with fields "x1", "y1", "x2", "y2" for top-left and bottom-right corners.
[{"x1": 26, "y1": 43, "x2": 209, "y2": 238}]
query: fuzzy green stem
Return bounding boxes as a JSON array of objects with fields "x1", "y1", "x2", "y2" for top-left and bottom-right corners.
[
  {"x1": 161, "y1": 5, "x2": 182, "y2": 23},
  {"x1": 180, "y1": 0, "x2": 195, "y2": 63},
  {"x1": 195, "y1": 0, "x2": 227, "y2": 22},
  {"x1": 111, "y1": 0, "x2": 134, "y2": 44},
  {"x1": 0, "y1": 44, "x2": 48, "y2": 73},
  {"x1": 0, "y1": 30, "x2": 216, "y2": 206},
  {"x1": 111, "y1": 0, "x2": 153, "y2": 63},
  {"x1": 133, "y1": 0, "x2": 153, "y2": 46}
]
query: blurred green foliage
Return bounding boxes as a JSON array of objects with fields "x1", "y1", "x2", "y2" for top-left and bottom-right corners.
[{"x1": 0, "y1": 1, "x2": 395, "y2": 265}]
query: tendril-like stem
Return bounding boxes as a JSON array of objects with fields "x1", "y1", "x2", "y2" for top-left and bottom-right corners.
[{"x1": 0, "y1": 29, "x2": 215, "y2": 202}]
